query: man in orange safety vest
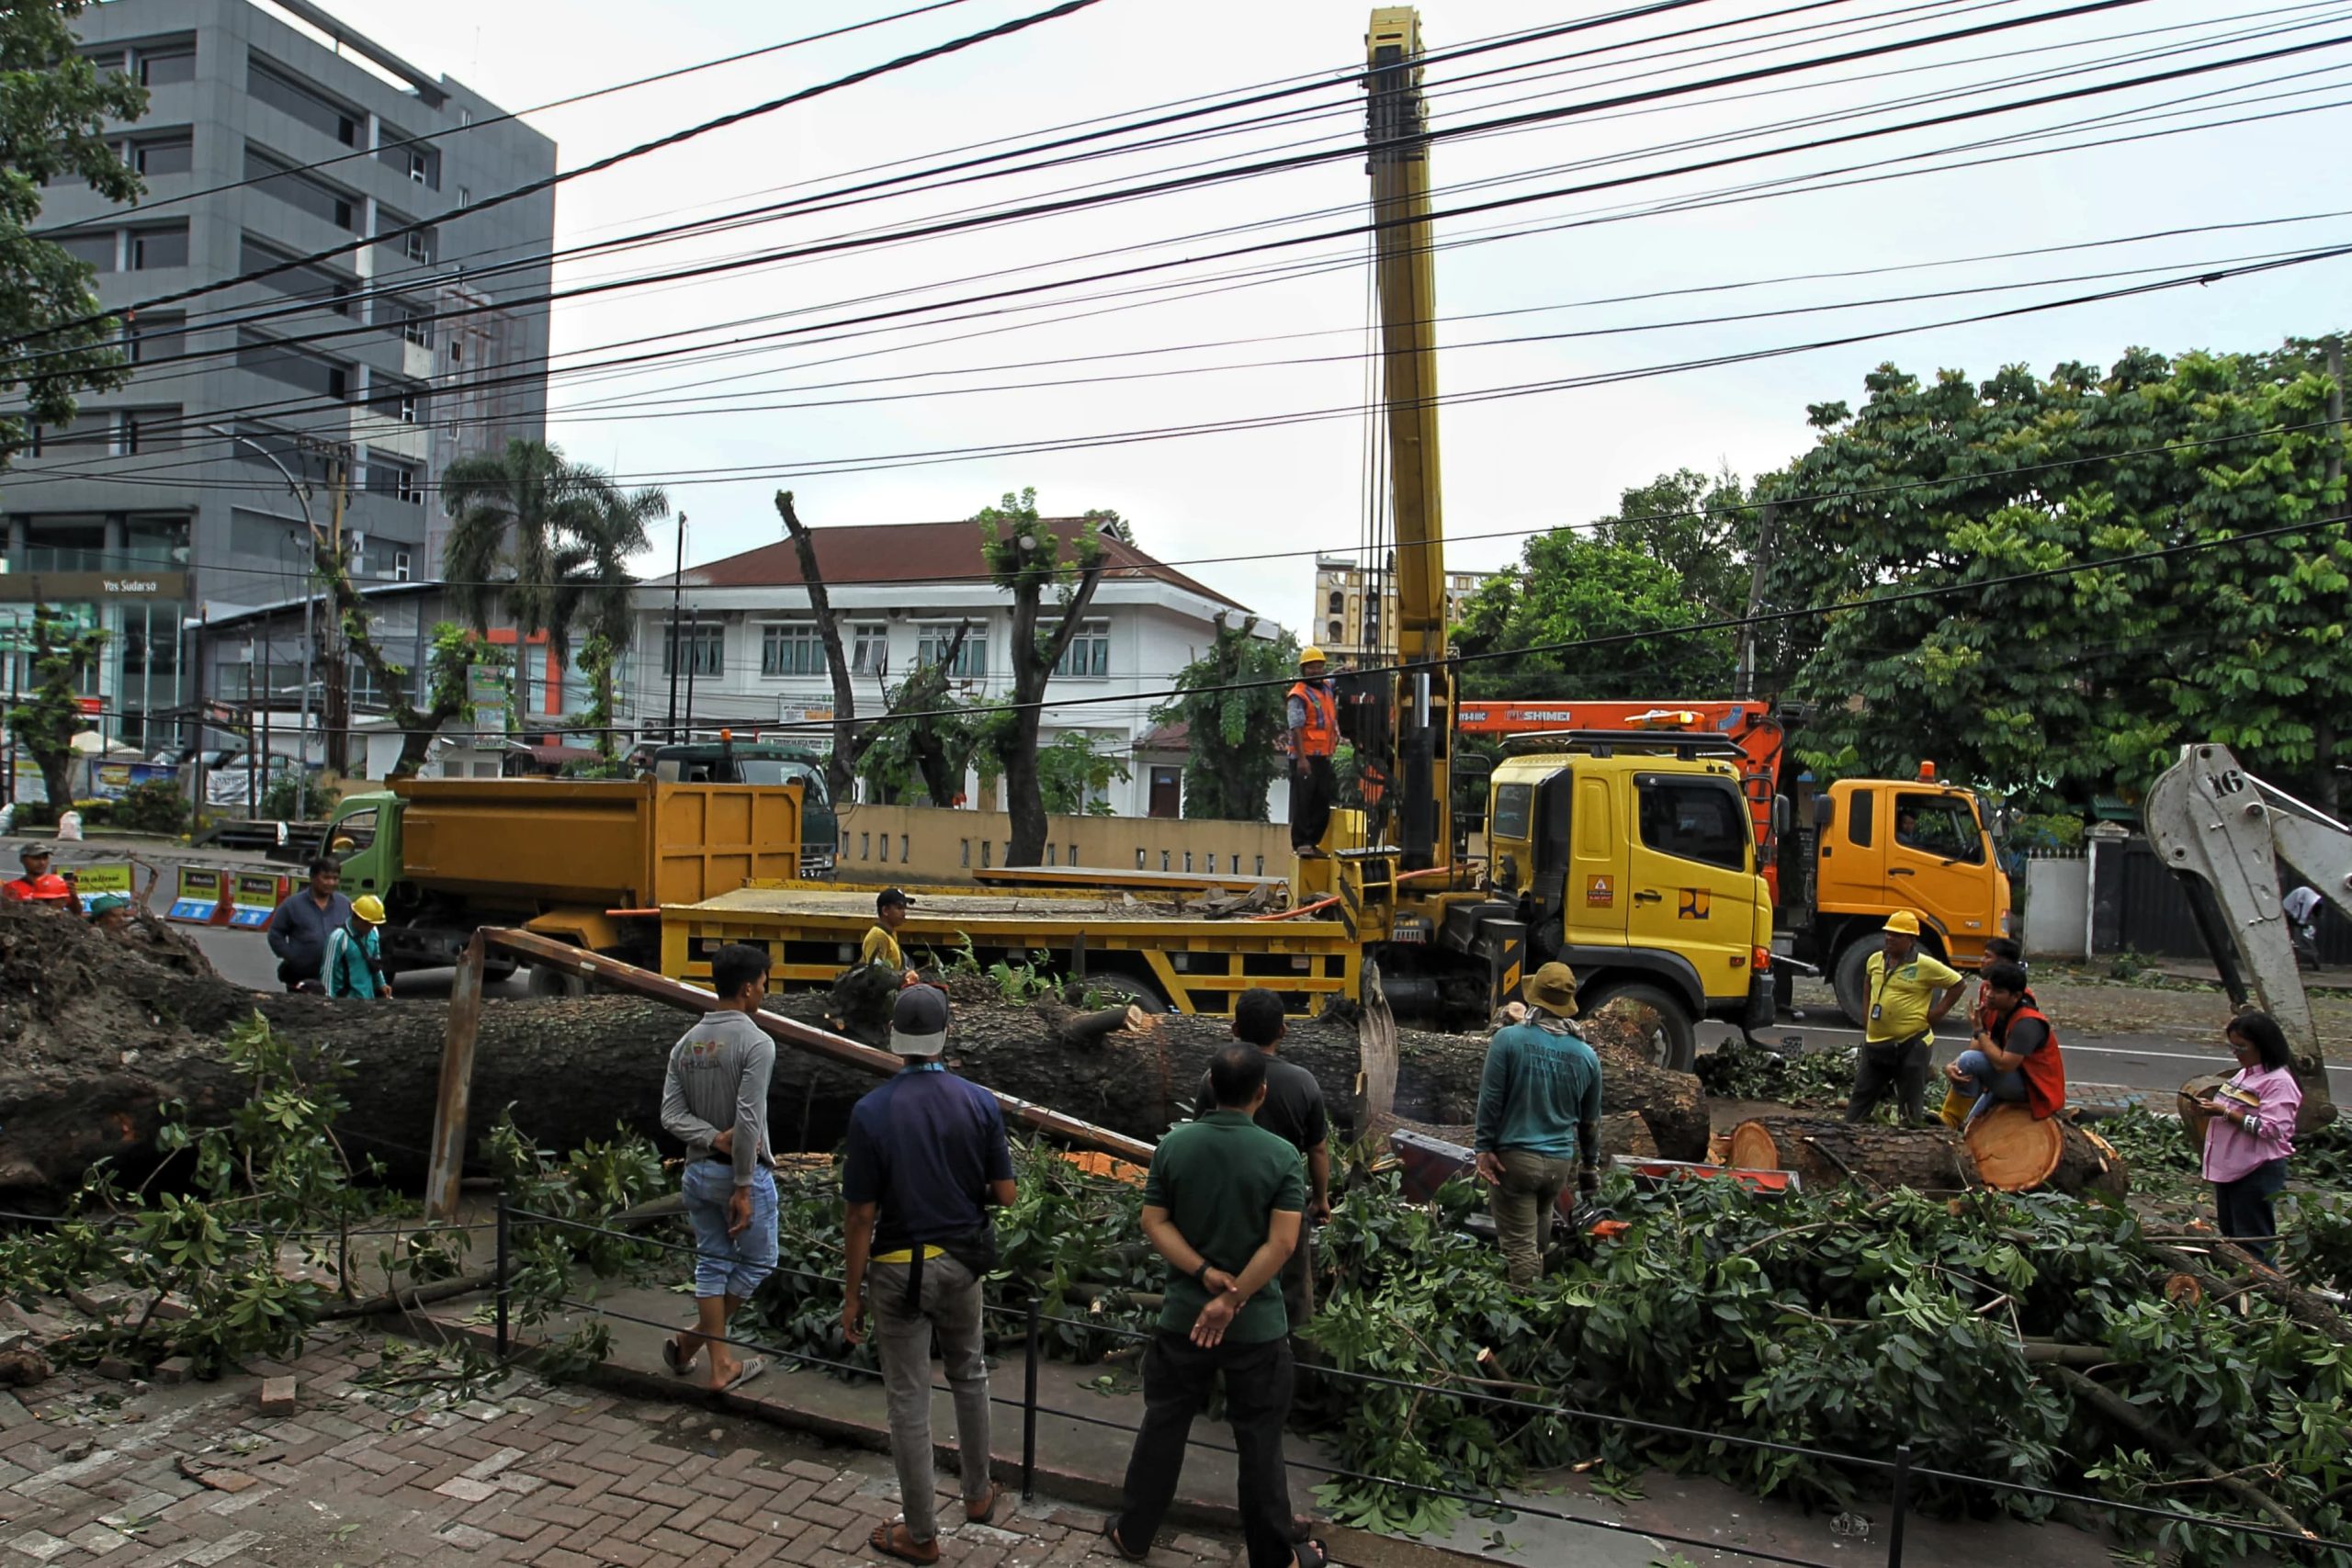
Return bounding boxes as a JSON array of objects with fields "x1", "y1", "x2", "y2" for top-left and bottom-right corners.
[{"x1": 1287, "y1": 648, "x2": 1340, "y2": 857}]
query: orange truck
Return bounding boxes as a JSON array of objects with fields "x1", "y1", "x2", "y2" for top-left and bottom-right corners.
[{"x1": 1455, "y1": 701, "x2": 2013, "y2": 1025}]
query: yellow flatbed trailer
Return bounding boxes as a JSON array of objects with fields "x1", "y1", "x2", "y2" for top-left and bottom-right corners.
[{"x1": 662, "y1": 882, "x2": 1361, "y2": 1016}]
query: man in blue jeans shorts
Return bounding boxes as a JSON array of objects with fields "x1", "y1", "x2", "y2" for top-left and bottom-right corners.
[{"x1": 660, "y1": 942, "x2": 777, "y2": 1393}]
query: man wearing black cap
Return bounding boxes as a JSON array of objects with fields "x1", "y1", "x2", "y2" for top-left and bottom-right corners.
[
  {"x1": 863, "y1": 887, "x2": 917, "y2": 987},
  {"x1": 841, "y1": 986, "x2": 1015, "y2": 1565}
]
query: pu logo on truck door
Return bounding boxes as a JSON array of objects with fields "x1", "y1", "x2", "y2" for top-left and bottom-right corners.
[
  {"x1": 1679, "y1": 887, "x2": 1713, "y2": 919},
  {"x1": 1586, "y1": 875, "x2": 1612, "y2": 907}
]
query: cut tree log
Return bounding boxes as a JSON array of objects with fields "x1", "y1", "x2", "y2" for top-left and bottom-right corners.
[
  {"x1": 1725, "y1": 1116, "x2": 1973, "y2": 1191},
  {"x1": 1965, "y1": 1105, "x2": 2129, "y2": 1198},
  {"x1": 0, "y1": 906, "x2": 1711, "y2": 1198}
]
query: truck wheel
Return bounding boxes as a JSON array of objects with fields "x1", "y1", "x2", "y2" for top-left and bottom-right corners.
[
  {"x1": 1076, "y1": 973, "x2": 1167, "y2": 1012},
  {"x1": 1584, "y1": 982, "x2": 1697, "y2": 1073},
  {"x1": 1832, "y1": 936, "x2": 1877, "y2": 1028},
  {"x1": 526, "y1": 962, "x2": 585, "y2": 998},
  {"x1": 482, "y1": 958, "x2": 518, "y2": 984}
]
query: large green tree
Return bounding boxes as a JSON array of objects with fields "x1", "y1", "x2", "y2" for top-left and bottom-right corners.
[
  {"x1": 1150, "y1": 614, "x2": 1295, "y2": 822},
  {"x1": 441, "y1": 439, "x2": 665, "y2": 749},
  {"x1": 1768, "y1": 342, "x2": 2352, "y2": 806},
  {"x1": 6, "y1": 602, "x2": 103, "y2": 808},
  {"x1": 1453, "y1": 525, "x2": 1737, "y2": 700},
  {"x1": 0, "y1": 2, "x2": 147, "y2": 468}
]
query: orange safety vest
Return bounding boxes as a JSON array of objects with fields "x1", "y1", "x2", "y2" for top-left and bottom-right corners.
[
  {"x1": 1288, "y1": 682, "x2": 1338, "y2": 758},
  {"x1": 2, "y1": 873, "x2": 74, "y2": 903},
  {"x1": 1996, "y1": 1000, "x2": 2066, "y2": 1120}
]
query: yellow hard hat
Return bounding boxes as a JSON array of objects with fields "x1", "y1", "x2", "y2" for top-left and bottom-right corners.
[
  {"x1": 1883, "y1": 909, "x2": 1921, "y2": 936},
  {"x1": 351, "y1": 894, "x2": 387, "y2": 925},
  {"x1": 1299, "y1": 646, "x2": 1328, "y2": 666}
]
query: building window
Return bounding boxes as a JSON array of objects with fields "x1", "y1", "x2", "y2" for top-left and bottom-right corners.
[
  {"x1": 1053, "y1": 620, "x2": 1110, "y2": 679},
  {"x1": 401, "y1": 226, "x2": 435, "y2": 265},
  {"x1": 130, "y1": 226, "x2": 189, "y2": 269},
  {"x1": 395, "y1": 549, "x2": 412, "y2": 582},
  {"x1": 852, "y1": 625, "x2": 888, "y2": 677},
  {"x1": 457, "y1": 185, "x2": 471, "y2": 208},
  {"x1": 240, "y1": 234, "x2": 355, "y2": 313},
  {"x1": 918, "y1": 625, "x2": 984, "y2": 678},
  {"x1": 237, "y1": 332, "x2": 349, "y2": 400},
  {"x1": 245, "y1": 148, "x2": 356, "y2": 231},
  {"x1": 1328, "y1": 590, "x2": 1343, "y2": 615},
  {"x1": 1328, "y1": 620, "x2": 1341, "y2": 641},
  {"x1": 249, "y1": 57, "x2": 356, "y2": 145},
  {"x1": 134, "y1": 138, "x2": 194, "y2": 175},
  {"x1": 398, "y1": 308, "x2": 432, "y2": 347},
  {"x1": 58, "y1": 232, "x2": 115, "y2": 273},
  {"x1": 760, "y1": 623, "x2": 824, "y2": 678},
  {"x1": 120, "y1": 409, "x2": 182, "y2": 454},
  {"x1": 138, "y1": 47, "x2": 196, "y2": 87},
  {"x1": 662, "y1": 622, "x2": 723, "y2": 678},
  {"x1": 127, "y1": 313, "x2": 187, "y2": 363}
]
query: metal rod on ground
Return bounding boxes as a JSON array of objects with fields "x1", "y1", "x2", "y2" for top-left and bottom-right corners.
[
  {"x1": 1886, "y1": 1443, "x2": 1912, "y2": 1568},
  {"x1": 1022, "y1": 1298, "x2": 1041, "y2": 1501},
  {"x1": 494, "y1": 1187, "x2": 511, "y2": 1359},
  {"x1": 425, "y1": 931, "x2": 490, "y2": 1221},
  {"x1": 472, "y1": 928, "x2": 1157, "y2": 1164}
]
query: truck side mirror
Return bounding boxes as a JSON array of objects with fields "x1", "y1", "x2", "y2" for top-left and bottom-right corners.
[
  {"x1": 1812, "y1": 795, "x2": 1834, "y2": 829},
  {"x1": 1773, "y1": 795, "x2": 1792, "y2": 840}
]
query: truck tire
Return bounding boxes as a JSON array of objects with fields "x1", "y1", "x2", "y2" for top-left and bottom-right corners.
[
  {"x1": 526, "y1": 962, "x2": 586, "y2": 998},
  {"x1": 1832, "y1": 935, "x2": 1876, "y2": 1029},
  {"x1": 1074, "y1": 972, "x2": 1168, "y2": 1013},
  {"x1": 1584, "y1": 981, "x2": 1697, "y2": 1073}
]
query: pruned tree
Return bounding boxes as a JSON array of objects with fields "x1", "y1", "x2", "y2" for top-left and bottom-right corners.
[
  {"x1": 854, "y1": 630, "x2": 982, "y2": 807},
  {"x1": 976, "y1": 489, "x2": 1112, "y2": 863},
  {"x1": 1150, "y1": 614, "x2": 1295, "y2": 821},
  {"x1": 6, "y1": 603, "x2": 105, "y2": 808},
  {"x1": 1036, "y1": 730, "x2": 1129, "y2": 817},
  {"x1": 775, "y1": 490, "x2": 883, "y2": 800}
]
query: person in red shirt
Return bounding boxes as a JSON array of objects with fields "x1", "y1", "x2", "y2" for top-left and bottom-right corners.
[{"x1": 2, "y1": 845, "x2": 79, "y2": 911}]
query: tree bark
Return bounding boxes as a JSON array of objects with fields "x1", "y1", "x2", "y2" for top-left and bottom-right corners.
[
  {"x1": 1727, "y1": 1116, "x2": 1975, "y2": 1192},
  {"x1": 775, "y1": 491, "x2": 868, "y2": 803},
  {"x1": 999, "y1": 550, "x2": 1103, "y2": 865},
  {"x1": 0, "y1": 909, "x2": 1713, "y2": 1198}
]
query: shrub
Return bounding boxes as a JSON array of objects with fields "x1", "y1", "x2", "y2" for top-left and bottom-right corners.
[{"x1": 111, "y1": 779, "x2": 189, "y2": 836}]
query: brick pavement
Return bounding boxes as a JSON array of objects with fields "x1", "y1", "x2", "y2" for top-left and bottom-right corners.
[{"x1": 0, "y1": 1330, "x2": 1240, "y2": 1568}]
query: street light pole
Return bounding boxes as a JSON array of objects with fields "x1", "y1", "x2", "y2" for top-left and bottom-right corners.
[{"x1": 203, "y1": 425, "x2": 317, "y2": 773}]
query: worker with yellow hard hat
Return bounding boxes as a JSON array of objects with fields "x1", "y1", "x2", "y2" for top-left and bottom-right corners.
[
  {"x1": 1845, "y1": 908, "x2": 1964, "y2": 1123},
  {"x1": 1286, "y1": 645, "x2": 1341, "y2": 858},
  {"x1": 324, "y1": 892, "x2": 393, "y2": 1000}
]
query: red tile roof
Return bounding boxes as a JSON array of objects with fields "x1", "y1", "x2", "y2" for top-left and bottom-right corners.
[{"x1": 679, "y1": 518, "x2": 1249, "y2": 612}]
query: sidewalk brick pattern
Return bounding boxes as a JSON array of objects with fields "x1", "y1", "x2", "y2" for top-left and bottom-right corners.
[{"x1": 0, "y1": 1337, "x2": 1231, "y2": 1568}]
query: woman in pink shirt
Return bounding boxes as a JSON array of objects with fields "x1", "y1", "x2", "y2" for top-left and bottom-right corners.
[{"x1": 2198, "y1": 1010, "x2": 2301, "y2": 1261}]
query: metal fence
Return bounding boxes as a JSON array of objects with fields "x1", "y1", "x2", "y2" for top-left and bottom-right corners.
[
  {"x1": 497, "y1": 1200, "x2": 2350, "y2": 1568},
  {"x1": 2090, "y1": 832, "x2": 2352, "y2": 963}
]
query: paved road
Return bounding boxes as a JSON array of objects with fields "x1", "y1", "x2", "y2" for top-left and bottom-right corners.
[
  {"x1": 187, "y1": 926, "x2": 533, "y2": 1002},
  {"x1": 1697, "y1": 1012, "x2": 2352, "y2": 1102}
]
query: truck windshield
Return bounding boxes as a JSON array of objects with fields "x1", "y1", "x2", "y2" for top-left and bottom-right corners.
[
  {"x1": 730, "y1": 759, "x2": 828, "y2": 802},
  {"x1": 1894, "y1": 791, "x2": 1986, "y2": 864}
]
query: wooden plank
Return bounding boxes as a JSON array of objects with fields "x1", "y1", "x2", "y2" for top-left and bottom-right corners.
[
  {"x1": 479, "y1": 927, "x2": 1158, "y2": 1165},
  {"x1": 424, "y1": 930, "x2": 488, "y2": 1221}
]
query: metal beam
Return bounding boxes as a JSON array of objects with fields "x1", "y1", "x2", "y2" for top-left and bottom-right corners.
[{"x1": 474, "y1": 927, "x2": 1158, "y2": 1165}]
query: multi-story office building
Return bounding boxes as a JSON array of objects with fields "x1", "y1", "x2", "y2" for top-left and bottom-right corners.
[{"x1": 2, "y1": 0, "x2": 554, "y2": 749}]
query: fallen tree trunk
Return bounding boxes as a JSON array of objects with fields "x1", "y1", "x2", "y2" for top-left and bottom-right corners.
[
  {"x1": 1966, "y1": 1106, "x2": 2130, "y2": 1198},
  {"x1": 0, "y1": 908, "x2": 1711, "y2": 1198},
  {"x1": 2042, "y1": 1363, "x2": 2317, "y2": 1545},
  {"x1": 1726, "y1": 1116, "x2": 1974, "y2": 1192}
]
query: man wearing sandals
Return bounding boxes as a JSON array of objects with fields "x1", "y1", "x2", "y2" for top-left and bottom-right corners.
[
  {"x1": 842, "y1": 986, "x2": 1016, "y2": 1564},
  {"x1": 659, "y1": 943, "x2": 777, "y2": 1393},
  {"x1": 1107, "y1": 1044, "x2": 1325, "y2": 1568}
]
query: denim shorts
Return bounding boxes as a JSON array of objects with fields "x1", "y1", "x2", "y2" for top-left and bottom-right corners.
[{"x1": 679, "y1": 1160, "x2": 778, "y2": 1299}]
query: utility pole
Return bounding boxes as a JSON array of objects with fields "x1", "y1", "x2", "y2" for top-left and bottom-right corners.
[
  {"x1": 665, "y1": 512, "x2": 687, "y2": 740},
  {"x1": 682, "y1": 600, "x2": 698, "y2": 744},
  {"x1": 1735, "y1": 502, "x2": 1779, "y2": 700},
  {"x1": 322, "y1": 446, "x2": 354, "y2": 776}
]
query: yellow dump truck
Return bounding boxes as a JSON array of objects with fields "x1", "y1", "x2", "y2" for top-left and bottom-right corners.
[{"x1": 322, "y1": 777, "x2": 803, "y2": 980}]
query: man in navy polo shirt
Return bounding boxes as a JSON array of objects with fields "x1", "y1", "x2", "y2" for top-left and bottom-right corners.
[{"x1": 841, "y1": 987, "x2": 1015, "y2": 1565}]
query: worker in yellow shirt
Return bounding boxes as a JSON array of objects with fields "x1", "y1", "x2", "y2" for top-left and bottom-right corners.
[
  {"x1": 862, "y1": 887, "x2": 918, "y2": 987},
  {"x1": 1845, "y1": 909, "x2": 1964, "y2": 1124}
]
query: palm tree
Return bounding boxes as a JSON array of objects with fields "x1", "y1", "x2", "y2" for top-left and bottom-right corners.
[
  {"x1": 441, "y1": 439, "x2": 667, "y2": 748},
  {"x1": 556, "y1": 480, "x2": 667, "y2": 759}
]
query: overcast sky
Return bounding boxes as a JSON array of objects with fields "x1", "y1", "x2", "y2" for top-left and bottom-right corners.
[{"x1": 309, "y1": 0, "x2": 2352, "y2": 642}]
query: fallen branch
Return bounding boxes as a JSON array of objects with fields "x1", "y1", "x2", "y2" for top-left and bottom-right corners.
[{"x1": 2043, "y1": 1363, "x2": 2317, "y2": 1546}]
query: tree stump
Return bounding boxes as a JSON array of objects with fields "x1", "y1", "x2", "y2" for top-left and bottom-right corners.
[
  {"x1": 1726, "y1": 1116, "x2": 1973, "y2": 1191},
  {"x1": 1964, "y1": 1105, "x2": 2129, "y2": 1197}
]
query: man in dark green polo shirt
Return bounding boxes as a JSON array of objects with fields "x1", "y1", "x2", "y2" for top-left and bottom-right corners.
[{"x1": 1106, "y1": 1045, "x2": 1319, "y2": 1568}]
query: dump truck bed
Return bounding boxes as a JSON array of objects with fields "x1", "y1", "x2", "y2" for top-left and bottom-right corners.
[{"x1": 662, "y1": 882, "x2": 1362, "y2": 1017}]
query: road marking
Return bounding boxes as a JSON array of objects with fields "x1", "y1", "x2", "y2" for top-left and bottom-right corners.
[{"x1": 1705, "y1": 1021, "x2": 2352, "y2": 1076}]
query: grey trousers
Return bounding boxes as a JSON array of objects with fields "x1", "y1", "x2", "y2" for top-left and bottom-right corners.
[{"x1": 869, "y1": 1255, "x2": 992, "y2": 1542}]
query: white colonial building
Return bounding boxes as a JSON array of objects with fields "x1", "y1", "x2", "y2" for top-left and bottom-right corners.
[{"x1": 631, "y1": 518, "x2": 1270, "y2": 818}]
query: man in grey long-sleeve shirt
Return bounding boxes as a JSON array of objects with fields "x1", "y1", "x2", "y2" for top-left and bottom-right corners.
[
  {"x1": 265, "y1": 858, "x2": 349, "y2": 992},
  {"x1": 659, "y1": 943, "x2": 776, "y2": 1393}
]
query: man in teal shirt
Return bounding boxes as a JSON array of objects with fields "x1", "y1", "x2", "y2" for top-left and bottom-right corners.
[
  {"x1": 1107, "y1": 1045, "x2": 1321, "y2": 1568},
  {"x1": 1476, "y1": 962, "x2": 1603, "y2": 1286}
]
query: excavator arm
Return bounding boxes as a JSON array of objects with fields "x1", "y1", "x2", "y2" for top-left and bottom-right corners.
[{"x1": 2144, "y1": 742, "x2": 2346, "y2": 1128}]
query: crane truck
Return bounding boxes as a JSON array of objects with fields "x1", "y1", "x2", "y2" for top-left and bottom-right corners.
[{"x1": 661, "y1": 6, "x2": 1777, "y2": 1067}]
